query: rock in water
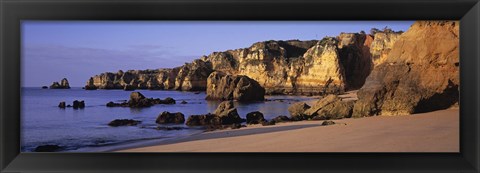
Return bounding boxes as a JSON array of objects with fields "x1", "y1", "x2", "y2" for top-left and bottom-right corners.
[
  {"x1": 213, "y1": 101, "x2": 243, "y2": 124},
  {"x1": 108, "y1": 119, "x2": 141, "y2": 127},
  {"x1": 186, "y1": 113, "x2": 221, "y2": 127},
  {"x1": 58, "y1": 102, "x2": 66, "y2": 108},
  {"x1": 72, "y1": 100, "x2": 80, "y2": 109},
  {"x1": 41, "y1": 86, "x2": 48, "y2": 89},
  {"x1": 353, "y1": 21, "x2": 459, "y2": 117},
  {"x1": 156, "y1": 111, "x2": 185, "y2": 124},
  {"x1": 186, "y1": 101, "x2": 243, "y2": 127},
  {"x1": 34, "y1": 145, "x2": 62, "y2": 152},
  {"x1": 246, "y1": 111, "x2": 266, "y2": 124},
  {"x1": 84, "y1": 77, "x2": 98, "y2": 90},
  {"x1": 206, "y1": 72, "x2": 265, "y2": 102},
  {"x1": 287, "y1": 102, "x2": 311, "y2": 120},
  {"x1": 78, "y1": 101, "x2": 85, "y2": 109},
  {"x1": 49, "y1": 78, "x2": 70, "y2": 89}
]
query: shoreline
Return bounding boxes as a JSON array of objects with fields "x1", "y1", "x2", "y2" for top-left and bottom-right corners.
[{"x1": 119, "y1": 108, "x2": 459, "y2": 152}]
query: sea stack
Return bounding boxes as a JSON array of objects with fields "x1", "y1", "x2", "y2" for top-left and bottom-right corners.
[{"x1": 49, "y1": 78, "x2": 71, "y2": 89}]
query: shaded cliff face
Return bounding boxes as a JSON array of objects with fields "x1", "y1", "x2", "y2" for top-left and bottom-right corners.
[
  {"x1": 206, "y1": 71, "x2": 265, "y2": 101},
  {"x1": 353, "y1": 21, "x2": 459, "y2": 117},
  {"x1": 85, "y1": 31, "x2": 402, "y2": 95}
]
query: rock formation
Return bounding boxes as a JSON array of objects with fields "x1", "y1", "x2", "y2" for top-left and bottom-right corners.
[
  {"x1": 186, "y1": 101, "x2": 244, "y2": 127},
  {"x1": 106, "y1": 92, "x2": 175, "y2": 108},
  {"x1": 353, "y1": 21, "x2": 459, "y2": 117},
  {"x1": 246, "y1": 111, "x2": 266, "y2": 124},
  {"x1": 288, "y1": 95, "x2": 354, "y2": 120},
  {"x1": 85, "y1": 30, "x2": 404, "y2": 96},
  {"x1": 206, "y1": 72, "x2": 265, "y2": 102},
  {"x1": 108, "y1": 119, "x2": 141, "y2": 127},
  {"x1": 50, "y1": 78, "x2": 70, "y2": 89},
  {"x1": 156, "y1": 111, "x2": 185, "y2": 124}
]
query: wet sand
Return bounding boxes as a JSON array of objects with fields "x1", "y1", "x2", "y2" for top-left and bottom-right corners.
[{"x1": 120, "y1": 108, "x2": 459, "y2": 152}]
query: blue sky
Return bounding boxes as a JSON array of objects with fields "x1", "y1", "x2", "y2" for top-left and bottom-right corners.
[{"x1": 22, "y1": 21, "x2": 414, "y2": 87}]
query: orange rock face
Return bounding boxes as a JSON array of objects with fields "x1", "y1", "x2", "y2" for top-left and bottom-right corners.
[{"x1": 353, "y1": 21, "x2": 459, "y2": 117}]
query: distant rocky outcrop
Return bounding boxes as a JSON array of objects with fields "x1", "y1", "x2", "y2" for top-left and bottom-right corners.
[
  {"x1": 353, "y1": 21, "x2": 459, "y2": 117},
  {"x1": 206, "y1": 72, "x2": 265, "y2": 102},
  {"x1": 106, "y1": 92, "x2": 175, "y2": 108},
  {"x1": 50, "y1": 78, "x2": 70, "y2": 89},
  {"x1": 108, "y1": 119, "x2": 141, "y2": 127},
  {"x1": 85, "y1": 31, "x2": 402, "y2": 96}
]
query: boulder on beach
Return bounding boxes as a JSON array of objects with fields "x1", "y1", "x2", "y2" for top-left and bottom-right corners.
[
  {"x1": 287, "y1": 102, "x2": 311, "y2": 120},
  {"x1": 108, "y1": 119, "x2": 141, "y2": 127},
  {"x1": 305, "y1": 95, "x2": 354, "y2": 120},
  {"x1": 49, "y1": 78, "x2": 71, "y2": 89},
  {"x1": 206, "y1": 72, "x2": 265, "y2": 102},
  {"x1": 246, "y1": 111, "x2": 266, "y2": 124},
  {"x1": 156, "y1": 111, "x2": 185, "y2": 124},
  {"x1": 271, "y1": 115, "x2": 291, "y2": 123},
  {"x1": 34, "y1": 145, "x2": 62, "y2": 152}
]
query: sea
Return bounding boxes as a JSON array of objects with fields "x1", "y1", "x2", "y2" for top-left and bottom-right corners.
[{"x1": 21, "y1": 87, "x2": 317, "y2": 152}]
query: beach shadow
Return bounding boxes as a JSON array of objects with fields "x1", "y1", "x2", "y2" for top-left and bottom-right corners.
[{"x1": 159, "y1": 123, "x2": 322, "y2": 145}]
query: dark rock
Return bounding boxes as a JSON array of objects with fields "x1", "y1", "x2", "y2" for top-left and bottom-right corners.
[
  {"x1": 108, "y1": 119, "x2": 141, "y2": 127},
  {"x1": 123, "y1": 84, "x2": 136, "y2": 91},
  {"x1": 206, "y1": 72, "x2": 265, "y2": 102},
  {"x1": 72, "y1": 100, "x2": 80, "y2": 109},
  {"x1": 213, "y1": 101, "x2": 243, "y2": 124},
  {"x1": 246, "y1": 111, "x2": 266, "y2": 124},
  {"x1": 42, "y1": 86, "x2": 48, "y2": 89},
  {"x1": 231, "y1": 123, "x2": 242, "y2": 129},
  {"x1": 49, "y1": 78, "x2": 70, "y2": 89},
  {"x1": 262, "y1": 120, "x2": 276, "y2": 126},
  {"x1": 67, "y1": 105, "x2": 72, "y2": 107},
  {"x1": 186, "y1": 113, "x2": 221, "y2": 126},
  {"x1": 271, "y1": 115, "x2": 291, "y2": 123},
  {"x1": 34, "y1": 145, "x2": 62, "y2": 152},
  {"x1": 321, "y1": 120, "x2": 335, "y2": 126},
  {"x1": 151, "y1": 97, "x2": 176, "y2": 104},
  {"x1": 180, "y1": 100, "x2": 188, "y2": 104},
  {"x1": 156, "y1": 111, "x2": 185, "y2": 124},
  {"x1": 78, "y1": 100, "x2": 85, "y2": 109},
  {"x1": 58, "y1": 102, "x2": 66, "y2": 108},
  {"x1": 156, "y1": 126, "x2": 185, "y2": 130}
]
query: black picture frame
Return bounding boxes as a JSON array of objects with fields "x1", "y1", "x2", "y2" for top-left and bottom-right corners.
[{"x1": 1, "y1": 0, "x2": 479, "y2": 172}]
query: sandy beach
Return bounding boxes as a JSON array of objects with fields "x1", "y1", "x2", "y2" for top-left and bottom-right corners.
[{"x1": 121, "y1": 108, "x2": 459, "y2": 152}]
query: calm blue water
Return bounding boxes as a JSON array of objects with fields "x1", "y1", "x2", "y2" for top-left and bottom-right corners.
[{"x1": 21, "y1": 87, "x2": 316, "y2": 152}]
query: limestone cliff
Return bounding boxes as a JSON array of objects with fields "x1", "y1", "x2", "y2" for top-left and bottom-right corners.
[
  {"x1": 353, "y1": 21, "x2": 459, "y2": 117},
  {"x1": 85, "y1": 30, "x2": 403, "y2": 95}
]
